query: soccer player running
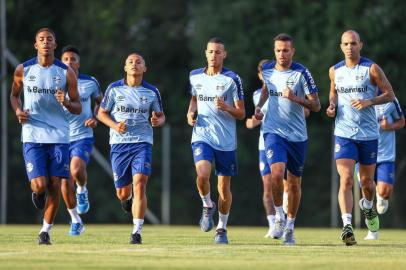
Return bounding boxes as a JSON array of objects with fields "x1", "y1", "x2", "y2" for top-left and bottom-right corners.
[
  {"x1": 246, "y1": 59, "x2": 276, "y2": 237},
  {"x1": 10, "y1": 28, "x2": 81, "y2": 245},
  {"x1": 98, "y1": 52, "x2": 165, "y2": 244},
  {"x1": 326, "y1": 30, "x2": 395, "y2": 245},
  {"x1": 60, "y1": 45, "x2": 103, "y2": 235},
  {"x1": 187, "y1": 37, "x2": 245, "y2": 244},
  {"x1": 254, "y1": 33, "x2": 321, "y2": 245},
  {"x1": 361, "y1": 98, "x2": 404, "y2": 240}
]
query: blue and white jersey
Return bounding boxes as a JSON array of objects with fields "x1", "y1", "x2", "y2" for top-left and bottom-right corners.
[
  {"x1": 376, "y1": 98, "x2": 403, "y2": 162},
  {"x1": 66, "y1": 74, "x2": 101, "y2": 142},
  {"x1": 21, "y1": 57, "x2": 69, "y2": 144},
  {"x1": 189, "y1": 67, "x2": 244, "y2": 151},
  {"x1": 252, "y1": 88, "x2": 268, "y2": 150},
  {"x1": 100, "y1": 79, "x2": 163, "y2": 145},
  {"x1": 261, "y1": 61, "x2": 317, "y2": 142},
  {"x1": 334, "y1": 57, "x2": 379, "y2": 140}
]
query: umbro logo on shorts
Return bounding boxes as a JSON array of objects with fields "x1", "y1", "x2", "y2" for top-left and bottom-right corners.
[
  {"x1": 335, "y1": 143, "x2": 341, "y2": 153},
  {"x1": 266, "y1": 149, "x2": 273, "y2": 159},
  {"x1": 26, "y1": 162, "x2": 34, "y2": 173},
  {"x1": 194, "y1": 148, "x2": 202, "y2": 156}
]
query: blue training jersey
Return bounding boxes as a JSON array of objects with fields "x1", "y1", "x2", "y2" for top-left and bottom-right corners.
[
  {"x1": 261, "y1": 61, "x2": 318, "y2": 142},
  {"x1": 66, "y1": 74, "x2": 101, "y2": 142},
  {"x1": 189, "y1": 67, "x2": 244, "y2": 151},
  {"x1": 376, "y1": 98, "x2": 403, "y2": 162},
  {"x1": 252, "y1": 89, "x2": 268, "y2": 150},
  {"x1": 333, "y1": 57, "x2": 379, "y2": 140},
  {"x1": 100, "y1": 79, "x2": 163, "y2": 145},
  {"x1": 21, "y1": 57, "x2": 69, "y2": 144}
]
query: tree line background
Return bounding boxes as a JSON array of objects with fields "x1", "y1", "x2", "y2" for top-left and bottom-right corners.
[{"x1": 3, "y1": 0, "x2": 406, "y2": 227}]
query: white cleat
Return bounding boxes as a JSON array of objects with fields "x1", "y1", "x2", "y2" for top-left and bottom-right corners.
[
  {"x1": 364, "y1": 230, "x2": 379, "y2": 240},
  {"x1": 270, "y1": 219, "x2": 285, "y2": 239},
  {"x1": 376, "y1": 193, "x2": 389, "y2": 214}
]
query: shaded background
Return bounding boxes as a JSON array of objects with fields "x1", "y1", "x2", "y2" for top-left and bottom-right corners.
[{"x1": 2, "y1": 0, "x2": 406, "y2": 227}]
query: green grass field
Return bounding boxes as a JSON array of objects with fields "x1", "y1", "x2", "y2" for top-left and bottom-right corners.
[{"x1": 0, "y1": 225, "x2": 405, "y2": 270}]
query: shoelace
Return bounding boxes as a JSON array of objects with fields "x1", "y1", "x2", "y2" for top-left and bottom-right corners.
[
  {"x1": 202, "y1": 207, "x2": 212, "y2": 217},
  {"x1": 364, "y1": 208, "x2": 377, "y2": 219},
  {"x1": 77, "y1": 193, "x2": 88, "y2": 204}
]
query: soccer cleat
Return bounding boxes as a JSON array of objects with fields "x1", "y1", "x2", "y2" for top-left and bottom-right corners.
[
  {"x1": 32, "y1": 192, "x2": 46, "y2": 210},
  {"x1": 359, "y1": 198, "x2": 380, "y2": 232},
  {"x1": 341, "y1": 224, "x2": 357, "y2": 246},
  {"x1": 69, "y1": 222, "x2": 85, "y2": 236},
  {"x1": 282, "y1": 228, "x2": 295, "y2": 245},
  {"x1": 199, "y1": 202, "x2": 216, "y2": 232},
  {"x1": 269, "y1": 218, "x2": 285, "y2": 239},
  {"x1": 376, "y1": 194, "x2": 389, "y2": 215},
  {"x1": 76, "y1": 190, "x2": 90, "y2": 214},
  {"x1": 129, "y1": 233, "x2": 142, "y2": 244},
  {"x1": 214, "y1": 228, "x2": 228, "y2": 244},
  {"x1": 364, "y1": 230, "x2": 379, "y2": 240},
  {"x1": 121, "y1": 197, "x2": 133, "y2": 214},
  {"x1": 38, "y1": 231, "x2": 51, "y2": 245}
]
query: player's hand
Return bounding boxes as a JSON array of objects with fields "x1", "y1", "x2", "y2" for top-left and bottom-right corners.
[
  {"x1": 246, "y1": 117, "x2": 255, "y2": 129},
  {"x1": 214, "y1": 96, "x2": 228, "y2": 111},
  {"x1": 254, "y1": 106, "x2": 263, "y2": 120},
  {"x1": 84, "y1": 117, "x2": 98, "y2": 128},
  {"x1": 187, "y1": 111, "x2": 197, "y2": 127},
  {"x1": 351, "y1": 99, "x2": 372, "y2": 110},
  {"x1": 16, "y1": 108, "x2": 29, "y2": 124},
  {"x1": 55, "y1": 89, "x2": 67, "y2": 105},
  {"x1": 282, "y1": 87, "x2": 295, "y2": 101},
  {"x1": 326, "y1": 102, "x2": 336, "y2": 117},
  {"x1": 115, "y1": 120, "x2": 127, "y2": 134},
  {"x1": 380, "y1": 115, "x2": 392, "y2": 130},
  {"x1": 151, "y1": 111, "x2": 162, "y2": 127}
]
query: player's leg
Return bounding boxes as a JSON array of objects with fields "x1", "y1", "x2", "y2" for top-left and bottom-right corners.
[
  {"x1": 214, "y1": 175, "x2": 231, "y2": 244},
  {"x1": 192, "y1": 142, "x2": 216, "y2": 232},
  {"x1": 283, "y1": 173, "x2": 301, "y2": 245},
  {"x1": 264, "y1": 133, "x2": 288, "y2": 239},
  {"x1": 70, "y1": 138, "x2": 93, "y2": 214},
  {"x1": 283, "y1": 178, "x2": 288, "y2": 215},
  {"x1": 358, "y1": 139, "x2": 379, "y2": 233},
  {"x1": 334, "y1": 136, "x2": 358, "y2": 245},
  {"x1": 111, "y1": 145, "x2": 133, "y2": 214},
  {"x1": 129, "y1": 173, "x2": 149, "y2": 244},
  {"x1": 61, "y1": 177, "x2": 84, "y2": 235},
  {"x1": 213, "y1": 148, "x2": 236, "y2": 244},
  {"x1": 282, "y1": 139, "x2": 307, "y2": 245},
  {"x1": 336, "y1": 158, "x2": 357, "y2": 245},
  {"x1": 128, "y1": 142, "x2": 152, "y2": 244},
  {"x1": 259, "y1": 150, "x2": 275, "y2": 237},
  {"x1": 24, "y1": 143, "x2": 48, "y2": 210},
  {"x1": 375, "y1": 162, "x2": 395, "y2": 214}
]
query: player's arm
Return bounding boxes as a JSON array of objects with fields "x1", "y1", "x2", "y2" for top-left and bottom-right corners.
[
  {"x1": 254, "y1": 85, "x2": 268, "y2": 120},
  {"x1": 246, "y1": 116, "x2": 261, "y2": 129},
  {"x1": 187, "y1": 96, "x2": 198, "y2": 126},
  {"x1": 151, "y1": 111, "x2": 166, "y2": 127},
  {"x1": 85, "y1": 95, "x2": 103, "y2": 128},
  {"x1": 283, "y1": 89, "x2": 320, "y2": 112},
  {"x1": 215, "y1": 98, "x2": 245, "y2": 120},
  {"x1": 61, "y1": 67, "x2": 82, "y2": 114},
  {"x1": 10, "y1": 64, "x2": 29, "y2": 124},
  {"x1": 351, "y1": 64, "x2": 395, "y2": 110},
  {"x1": 326, "y1": 66, "x2": 337, "y2": 118},
  {"x1": 380, "y1": 115, "x2": 405, "y2": 130},
  {"x1": 97, "y1": 107, "x2": 126, "y2": 134}
]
